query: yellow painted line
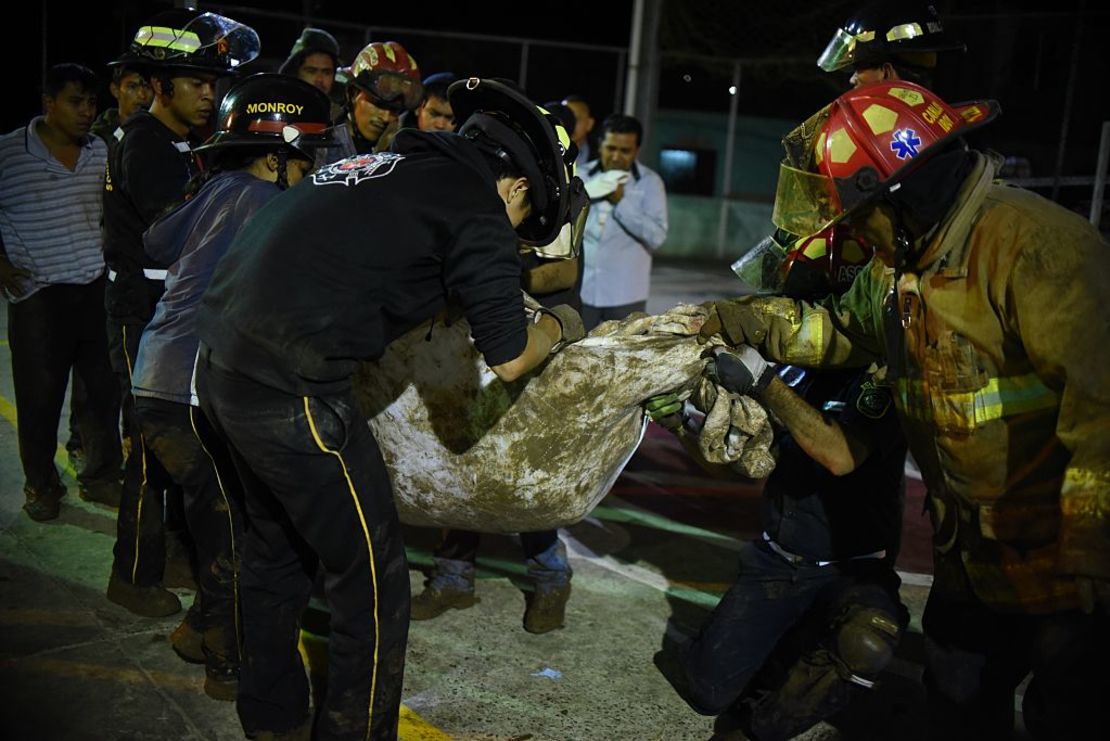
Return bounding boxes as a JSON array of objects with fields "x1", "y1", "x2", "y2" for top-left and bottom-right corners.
[
  {"x1": 0, "y1": 338, "x2": 8, "y2": 346},
  {"x1": 0, "y1": 393, "x2": 78, "y2": 481},
  {"x1": 8, "y1": 656, "x2": 203, "y2": 692},
  {"x1": 399, "y1": 706, "x2": 454, "y2": 741}
]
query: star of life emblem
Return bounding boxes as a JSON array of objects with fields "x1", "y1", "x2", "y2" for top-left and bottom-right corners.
[
  {"x1": 890, "y1": 129, "x2": 921, "y2": 159},
  {"x1": 312, "y1": 152, "x2": 404, "y2": 187}
]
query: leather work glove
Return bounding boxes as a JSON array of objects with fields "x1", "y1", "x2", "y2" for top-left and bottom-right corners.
[
  {"x1": 705, "y1": 346, "x2": 774, "y2": 398},
  {"x1": 1077, "y1": 576, "x2": 1110, "y2": 615},
  {"x1": 698, "y1": 299, "x2": 767, "y2": 347},
  {"x1": 644, "y1": 392, "x2": 684, "y2": 431},
  {"x1": 538, "y1": 304, "x2": 586, "y2": 351}
]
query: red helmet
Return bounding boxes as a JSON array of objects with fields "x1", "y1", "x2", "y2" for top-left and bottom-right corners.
[
  {"x1": 347, "y1": 41, "x2": 422, "y2": 112},
  {"x1": 732, "y1": 225, "x2": 873, "y2": 299},
  {"x1": 771, "y1": 80, "x2": 998, "y2": 237}
]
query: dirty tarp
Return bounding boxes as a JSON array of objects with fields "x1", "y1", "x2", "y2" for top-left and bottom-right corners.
[{"x1": 352, "y1": 304, "x2": 775, "y2": 532}]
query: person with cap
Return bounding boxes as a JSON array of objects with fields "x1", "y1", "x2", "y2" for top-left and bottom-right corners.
[
  {"x1": 410, "y1": 71, "x2": 458, "y2": 132},
  {"x1": 192, "y1": 77, "x2": 588, "y2": 740},
  {"x1": 279, "y1": 26, "x2": 341, "y2": 96},
  {"x1": 0, "y1": 63, "x2": 122, "y2": 521},
  {"x1": 318, "y1": 40, "x2": 422, "y2": 166},
  {"x1": 699, "y1": 80, "x2": 1110, "y2": 739},
  {"x1": 129, "y1": 72, "x2": 334, "y2": 703},
  {"x1": 101, "y1": 8, "x2": 259, "y2": 619}
]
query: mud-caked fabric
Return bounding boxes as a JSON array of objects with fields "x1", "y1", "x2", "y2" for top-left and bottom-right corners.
[
  {"x1": 134, "y1": 396, "x2": 243, "y2": 667},
  {"x1": 110, "y1": 319, "x2": 174, "y2": 586},
  {"x1": 680, "y1": 539, "x2": 903, "y2": 721},
  {"x1": 198, "y1": 351, "x2": 409, "y2": 741}
]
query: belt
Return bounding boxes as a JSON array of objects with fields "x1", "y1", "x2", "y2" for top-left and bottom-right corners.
[
  {"x1": 762, "y1": 532, "x2": 886, "y2": 568},
  {"x1": 107, "y1": 268, "x2": 168, "y2": 282}
]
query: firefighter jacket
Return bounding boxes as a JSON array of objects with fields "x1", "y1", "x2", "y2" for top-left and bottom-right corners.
[{"x1": 717, "y1": 152, "x2": 1110, "y2": 613}]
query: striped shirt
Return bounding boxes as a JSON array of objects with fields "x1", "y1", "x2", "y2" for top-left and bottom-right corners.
[{"x1": 0, "y1": 116, "x2": 107, "y2": 302}]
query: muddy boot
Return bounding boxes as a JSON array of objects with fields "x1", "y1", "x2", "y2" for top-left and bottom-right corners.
[
  {"x1": 106, "y1": 570, "x2": 181, "y2": 617},
  {"x1": 170, "y1": 600, "x2": 205, "y2": 663},
  {"x1": 78, "y1": 479, "x2": 122, "y2": 508},
  {"x1": 23, "y1": 481, "x2": 66, "y2": 522},
  {"x1": 523, "y1": 583, "x2": 572, "y2": 634},
  {"x1": 411, "y1": 557, "x2": 478, "y2": 620},
  {"x1": 204, "y1": 658, "x2": 239, "y2": 702}
]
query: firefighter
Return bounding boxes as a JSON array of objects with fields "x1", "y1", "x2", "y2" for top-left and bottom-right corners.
[
  {"x1": 649, "y1": 227, "x2": 908, "y2": 740},
  {"x1": 817, "y1": 0, "x2": 965, "y2": 87},
  {"x1": 192, "y1": 77, "x2": 588, "y2": 740},
  {"x1": 130, "y1": 73, "x2": 334, "y2": 701},
  {"x1": 700, "y1": 80, "x2": 1110, "y2": 740},
  {"x1": 320, "y1": 40, "x2": 422, "y2": 164},
  {"x1": 102, "y1": 8, "x2": 259, "y2": 619}
]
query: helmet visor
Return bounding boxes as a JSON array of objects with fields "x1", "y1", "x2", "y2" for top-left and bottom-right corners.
[
  {"x1": 532, "y1": 178, "x2": 589, "y2": 259},
  {"x1": 817, "y1": 27, "x2": 857, "y2": 72},
  {"x1": 356, "y1": 72, "x2": 422, "y2": 112},
  {"x1": 186, "y1": 13, "x2": 260, "y2": 69},
  {"x1": 731, "y1": 233, "x2": 791, "y2": 293},
  {"x1": 771, "y1": 161, "x2": 842, "y2": 237}
]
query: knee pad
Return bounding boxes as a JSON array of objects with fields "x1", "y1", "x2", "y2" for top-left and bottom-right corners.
[{"x1": 834, "y1": 607, "x2": 902, "y2": 681}]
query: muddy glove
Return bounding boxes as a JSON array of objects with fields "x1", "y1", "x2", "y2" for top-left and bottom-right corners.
[
  {"x1": 644, "y1": 393, "x2": 684, "y2": 430},
  {"x1": 537, "y1": 304, "x2": 586, "y2": 352},
  {"x1": 705, "y1": 346, "x2": 774, "y2": 398},
  {"x1": 1077, "y1": 576, "x2": 1110, "y2": 615},
  {"x1": 698, "y1": 300, "x2": 767, "y2": 347}
]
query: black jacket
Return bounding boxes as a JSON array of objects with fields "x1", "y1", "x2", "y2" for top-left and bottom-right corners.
[
  {"x1": 197, "y1": 129, "x2": 527, "y2": 395},
  {"x1": 102, "y1": 110, "x2": 199, "y2": 323}
]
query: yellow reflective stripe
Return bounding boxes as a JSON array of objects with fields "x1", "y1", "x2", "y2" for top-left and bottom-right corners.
[
  {"x1": 886, "y1": 23, "x2": 925, "y2": 42},
  {"x1": 303, "y1": 397, "x2": 380, "y2": 739},
  {"x1": 897, "y1": 373, "x2": 1058, "y2": 428},
  {"x1": 1061, "y1": 467, "x2": 1109, "y2": 518},
  {"x1": 122, "y1": 325, "x2": 148, "y2": 584},
  {"x1": 135, "y1": 25, "x2": 202, "y2": 52}
]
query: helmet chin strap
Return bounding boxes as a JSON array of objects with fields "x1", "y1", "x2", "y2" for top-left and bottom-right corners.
[{"x1": 275, "y1": 149, "x2": 290, "y2": 190}]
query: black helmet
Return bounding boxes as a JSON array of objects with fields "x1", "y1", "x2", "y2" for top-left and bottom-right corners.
[
  {"x1": 817, "y1": 1, "x2": 964, "y2": 73},
  {"x1": 111, "y1": 9, "x2": 260, "y2": 76},
  {"x1": 450, "y1": 77, "x2": 588, "y2": 249},
  {"x1": 194, "y1": 73, "x2": 333, "y2": 159}
]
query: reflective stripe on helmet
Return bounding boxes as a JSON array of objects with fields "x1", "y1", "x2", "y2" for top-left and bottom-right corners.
[{"x1": 134, "y1": 25, "x2": 202, "y2": 53}]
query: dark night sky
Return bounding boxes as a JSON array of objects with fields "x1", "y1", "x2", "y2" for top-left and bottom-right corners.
[{"x1": 18, "y1": 1, "x2": 1110, "y2": 190}]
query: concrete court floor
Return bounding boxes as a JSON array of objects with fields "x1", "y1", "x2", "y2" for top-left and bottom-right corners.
[{"x1": 0, "y1": 261, "x2": 1021, "y2": 740}]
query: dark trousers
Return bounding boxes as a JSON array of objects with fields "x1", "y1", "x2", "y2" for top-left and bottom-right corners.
[
  {"x1": 8, "y1": 279, "x2": 121, "y2": 491},
  {"x1": 197, "y1": 352, "x2": 409, "y2": 740},
  {"x1": 134, "y1": 396, "x2": 243, "y2": 668},
  {"x1": 108, "y1": 318, "x2": 173, "y2": 585},
  {"x1": 581, "y1": 300, "x2": 647, "y2": 331},
  {"x1": 923, "y1": 590, "x2": 1110, "y2": 741},
  {"x1": 681, "y1": 540, "x2": 904, "y2": 739}
]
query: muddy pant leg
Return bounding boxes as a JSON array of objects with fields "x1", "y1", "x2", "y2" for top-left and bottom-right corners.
[
  {"x1": 199, "y1": 359, "x2": 409, "y2": 741},
  {"x1": 109, "y1": 319, "x2": 169, "y2": 585},
  {"x1": 430, "y1": 529, "x2": 480, "y2": 590},
  {"x1": 135, "y1": 397, "x2": 243, "y2": 668},
  {"x1": 521, "y1": 530, "x2": 571, "y2": 588},
  {"x1": 680, "y1": 540, "x2": 825, "y2": 715},
  {"x1": 745, "y1": 569, "x2": 906, "y2": 741}
]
